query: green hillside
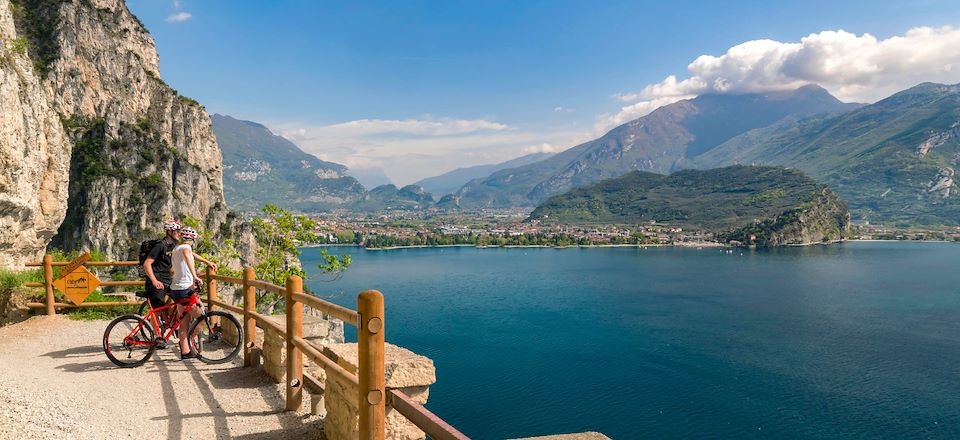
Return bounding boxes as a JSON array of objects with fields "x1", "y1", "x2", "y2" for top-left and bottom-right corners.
[
  {"x1": 691, "y1": 83, "x2": 960, "y2": 225},
  {"x1": 530, "y1": 166, "x2": 851, "y2": 245}
]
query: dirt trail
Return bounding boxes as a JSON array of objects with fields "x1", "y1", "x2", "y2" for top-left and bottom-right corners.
[{"x1": 0, "y1": 316, "x2": 324, "y2": 439}]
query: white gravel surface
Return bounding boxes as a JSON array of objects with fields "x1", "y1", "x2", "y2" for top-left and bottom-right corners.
[{"x1": 0, "y1": 316, "x2": 324, "y2": 439}]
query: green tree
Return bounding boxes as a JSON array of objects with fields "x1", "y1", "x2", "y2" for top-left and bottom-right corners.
[
  {"x1": 252, "y1": 204, "x2": 350, "y2": 312},
  {"x1": 181, "y1": 216, "x2": 241, "y2": 277},
  {"x1": 335, "y1": 230, "x2": 356, "y2": 244}
]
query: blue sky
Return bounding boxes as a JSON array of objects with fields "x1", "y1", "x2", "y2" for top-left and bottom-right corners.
[{"x1": 128, "y1": 0, "x2": 960, "y2": 185}]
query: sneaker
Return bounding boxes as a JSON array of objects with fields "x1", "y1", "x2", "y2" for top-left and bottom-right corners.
[{"x1": 180, "y1": 351, "x2": 197, "y2": 360}]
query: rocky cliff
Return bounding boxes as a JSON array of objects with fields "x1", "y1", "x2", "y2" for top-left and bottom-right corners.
[
  {"x1": 1, "y1": 0, "x2": 235, "y2": 267},
  {"x1": 0, "y1": 0, "x2": 71, "y2": 268},
  {"x1": 718, "y1": 187, "x2": 851, "y2": 246}
]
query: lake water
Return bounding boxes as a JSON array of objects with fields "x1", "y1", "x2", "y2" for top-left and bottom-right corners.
[{"x1": 300, "y1": 242, "x2": 960, "y2": 439}]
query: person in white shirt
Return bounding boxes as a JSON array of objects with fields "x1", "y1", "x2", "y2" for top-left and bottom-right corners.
[{"x1": 170, "y1": 226, "x2": 207, "y2": 360}]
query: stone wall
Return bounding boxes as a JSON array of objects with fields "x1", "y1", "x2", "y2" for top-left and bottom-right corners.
[{"x1": 323, "y1": 342, "x2": 436, "y2": 440}]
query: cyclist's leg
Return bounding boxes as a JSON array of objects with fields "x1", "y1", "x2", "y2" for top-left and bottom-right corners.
[
  {"x1": 143, "y1": 281, "x2": 166, "y2": 310},
  {"x1": 170, "y1": 288, "x2": 200, "y2": 357}
]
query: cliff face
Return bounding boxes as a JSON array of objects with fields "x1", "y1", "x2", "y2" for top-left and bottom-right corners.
[
  {"x1": 720, "y1": 187, "x2": 852, "y2": 246},
  {"x1": 1, "y1": 0, "x2": 233, "y2": 266},
  {"x1": 0, "y1": 0, "x2": 70, "y2": 268}
]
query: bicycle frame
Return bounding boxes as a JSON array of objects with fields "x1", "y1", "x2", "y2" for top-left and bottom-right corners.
[{"x1": 123, "y1": 291, "x2": 205, "y2": 347}]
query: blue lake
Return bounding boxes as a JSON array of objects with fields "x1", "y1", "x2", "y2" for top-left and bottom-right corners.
[{"x1": 300, "y1": 242, "x2": 960, "y2": 439}]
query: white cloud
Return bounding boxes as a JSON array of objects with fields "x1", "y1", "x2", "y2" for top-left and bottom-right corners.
[
  {"x1": 165, "y1": 12, "x2": 192, "y2": 22},
  {"x1": 553, "y1": 106, "x2": 574, "y2": 113},
  {"x1": 308, "y1": 118, "x2": 508, "y2": 137},
  {"x1": 270, "y1": 118, "x2": 585, "y2": 185},
  {"x1": 600, "y1": 26, "x2": 960, "y2": 133},
  {"x1": 521, "y1": 143, "x2": 562, "y2": 154}
]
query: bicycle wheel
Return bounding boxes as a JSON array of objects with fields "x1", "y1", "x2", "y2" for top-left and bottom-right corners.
[
  {"x1": 188, "y1": 311, "x2": 242, "y2": 364},
  {"x1": 103, "y1": 314, "x2": 157, "y2": 368}
]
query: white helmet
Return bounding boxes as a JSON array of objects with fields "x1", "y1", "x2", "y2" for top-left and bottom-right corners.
[
  {"x1": 180, "y1": 227, "x2": 198, "y2": 240},
  {"x1": 162, "y1": 219, "x2": 182, "y2": 231}
]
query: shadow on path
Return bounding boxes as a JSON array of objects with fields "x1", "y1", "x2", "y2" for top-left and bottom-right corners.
[
  {"x1": 156, "y1": 356, "x2": 184, "y2": 440},
  {"x1": 42, "y1": 345, "x2": 103, "y2": 359},
  {"x1": 182, "y1": 359, "x2": 231, "y2": 437}
]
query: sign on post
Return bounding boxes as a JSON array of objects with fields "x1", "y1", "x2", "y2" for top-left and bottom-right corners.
[
  {"x1": 52, "y1": 266, "x2": 101, "y2": 305},
  {"x1": 57, "y1": 252, "x2": 91, "y2": 280}
]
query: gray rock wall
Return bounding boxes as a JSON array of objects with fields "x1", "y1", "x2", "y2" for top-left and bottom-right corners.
[
  {"x1": 1, "y1": 0, "x2": 236, "y2": 266},
  {"x1": 0, "y1": 0, "x2": 71, "y2": 267}
]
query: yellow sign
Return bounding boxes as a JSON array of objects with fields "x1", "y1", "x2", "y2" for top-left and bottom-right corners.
[
  {"x1": 58, "y1": 252, "x2": 91, "y2": 280},
  {"x1": 52, "y1": 266, "x2": 101, "y2": 305}
]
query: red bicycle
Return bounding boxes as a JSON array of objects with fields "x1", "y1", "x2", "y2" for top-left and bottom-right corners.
[{"x1": 102, "y1": 287, "x2": 243, "y2": 368}]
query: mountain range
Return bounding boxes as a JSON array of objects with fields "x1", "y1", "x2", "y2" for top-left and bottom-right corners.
[
  {"x1": 212, "y1": 82, "x2": 960, "y2": 226},
  {"x1": 688, "y1": 83, "x2": 960, "y2": 225},
  {"x1": 414, "y1": 152, "x2": 554, "y2": 196},
  {"x1": 213, "y1": 114, "x2": 442, "y2": 212},
  {"x1": 453, "y1": 85, "x2": 859, "y2": 208}
]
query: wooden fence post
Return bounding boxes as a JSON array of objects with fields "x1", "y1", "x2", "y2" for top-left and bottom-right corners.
[
  {"x1": 285, "y1": 275, "x2": 304, "y2": 411},
  {"x1": 43, "y1": 255, "x2": 54, "y2": 316},
  {"x1": 242, "y1": 267, "x2": 257, "y2": 367},
  {"x1": 358, "y1": 289, "x2": 385, "y2": 440},
  {"x1": 206, "y1": 266, "x2": 217, "y2": 311}
]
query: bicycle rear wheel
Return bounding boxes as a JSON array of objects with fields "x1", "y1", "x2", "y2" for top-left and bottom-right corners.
[
  {"x1": 188, "y1": 311, "x2": 242, "y2": 364},
  {"x1": 103, "y1": 314, "x2": 157, "y2": 368}
]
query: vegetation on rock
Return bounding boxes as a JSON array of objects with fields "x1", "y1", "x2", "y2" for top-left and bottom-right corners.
[{"x1": 529, "y1": 165, "x2": 851, "y2": 245}]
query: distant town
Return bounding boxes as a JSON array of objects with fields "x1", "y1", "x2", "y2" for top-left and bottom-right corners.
[{"x1": 281, "y1": 209, "x2": 960, "y2": 249}]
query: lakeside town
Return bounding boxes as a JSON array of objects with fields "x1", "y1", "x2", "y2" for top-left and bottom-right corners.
[{"x1": 289, "y1": 208, "x2": 960, "y2": 249}]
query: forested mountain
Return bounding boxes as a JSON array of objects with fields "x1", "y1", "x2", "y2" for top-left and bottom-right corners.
[
  {"x1": 212, "y1": 114, "x2": 366, "y2": 212},
  {"x1": 690, "y1": 83, "x2": 960, "y2": 225},
  {"x1": 530, "y1": 165, "x2": 851, "y2": 245},
  {"x1": 455, "y1": 85, "x2": 857, "y2": 208}
]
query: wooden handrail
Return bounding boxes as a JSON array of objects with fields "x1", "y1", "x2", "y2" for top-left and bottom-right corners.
[
  {"x1": 248, "y1": 279, "x2": 285, "y2": 295},
  {"x1": 209, "y1": 299, "x2": 243, "y2": 314},
  {"x1": 388, "y1": 389, "x2": 471, "y2": 440},
  {"x1": 211, "y1": 274, "x2": 243, "y2": 284},
  {"x1": 25, "y1": 260, "x2": 139, "y2": 267},
  {"x1": 291, "y1": 292, "x2": 359, "y2": 326},
  {"x1": 27, "y1": 301, "x2": 141, "y2": 309},
  {"x1": 100, "y1": 280, "x2": 145, "y2": 287},
  {"x1": 86, "y1": 261, "x2": 139, "y2": 266},
  {"x1": 292, "y1": 335, "x2": 360, "y2": 389},
  {"x1": 250, "y1": 311, "x2": 285, "y2": 335}
]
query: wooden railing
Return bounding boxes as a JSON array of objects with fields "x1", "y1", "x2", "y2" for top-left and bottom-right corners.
[{"x1": 22, "y1": 255, "x2": 470, "y2": 440}]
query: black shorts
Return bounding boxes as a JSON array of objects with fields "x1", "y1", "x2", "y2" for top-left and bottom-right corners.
[
  {"x1": 144, "y1": 280, "x2": 171, "y2": 309},
  {"x1": 169, "y1": 288, "x2": 197, "y2": 302}
]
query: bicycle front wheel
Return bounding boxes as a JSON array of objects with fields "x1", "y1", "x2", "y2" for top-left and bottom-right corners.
[
  {"x1": 188, "y1": 311, "x2": 243, "y2": 364},
  {"x1": 103, "y1": 314, "x2": 157, "y2": 368}
]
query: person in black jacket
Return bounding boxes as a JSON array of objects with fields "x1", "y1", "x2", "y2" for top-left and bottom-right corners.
[{"x1": 143, "y1": 219, "x2": 182, "y2": 310}]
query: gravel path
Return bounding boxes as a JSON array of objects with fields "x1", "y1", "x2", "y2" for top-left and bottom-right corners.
[{"x1": 0, "y1": 316, "x2": 325, "y2": 439}]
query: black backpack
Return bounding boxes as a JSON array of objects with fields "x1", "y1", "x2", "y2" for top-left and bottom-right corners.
[{"x1": 137, "y1": 239, "x2": 162, "y2": 277}]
